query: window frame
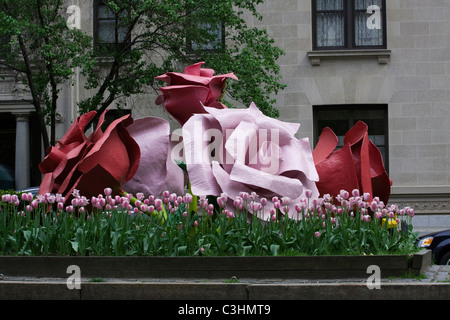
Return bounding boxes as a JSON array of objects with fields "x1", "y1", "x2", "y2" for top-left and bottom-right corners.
[
  {"x1": 93, "y1": 0, "x2": 131, "y2": 54},
  {"x1": 312, "y1": 0, "x2": 387, "y2": 51},
  {"x1": 186, "y1": 20, "x2": 226, "y2": 54},
  {"x1": 313, "y1": 104, "x2": 389, "y2": 172}
]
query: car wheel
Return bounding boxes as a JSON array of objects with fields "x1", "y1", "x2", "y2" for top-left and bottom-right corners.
[{"x1": 439, "y1": 251, "x2": 450, "y2": 265}]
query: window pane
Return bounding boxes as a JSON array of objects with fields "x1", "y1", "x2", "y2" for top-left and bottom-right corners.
[
  {"x1": 191, "y1": 22, "x2": 223, "y2": 51},
  {"x1": 98, "y1": 4, "x2": 115, "y2": 19},
  {"x1": 98, "y1": 21, "x2": 128, "y2": 43},
  {"x1": 317, "y1": 113, "x2": 349, "y2": 148},
  {"x1": 354, "y1": 0, "x2": 382, "y2": 10},
  {"x1": 0, "y1": 36, "x2": 10, "y2": 58},
  {"x1": 317, "y1": 0, "x2": 344, "y2": 11},
  {"x1": 316, "y1": 12, "x2": 345, "y2": 47},
  {"x1": 354, "y1": 0, "x2": 383, "y2": 47},
  {"x1": 98, "y1": 21, "x2": 116, "y2": 43},
  {"x1": 354, "y1": 13, "x2": 383, "y2": 46}
]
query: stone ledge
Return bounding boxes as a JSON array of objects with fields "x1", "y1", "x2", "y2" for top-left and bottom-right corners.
[
  {"x1": 389, "y1": 191, "x2": 450, "y2": 215},
  {"x1": 307, "y1": 49, "x2": 391, "y2": 66},
  {"x1": 0, "y1": 251, "x2": 430, "y2": 280}
]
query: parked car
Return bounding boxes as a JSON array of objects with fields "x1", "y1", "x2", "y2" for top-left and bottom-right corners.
[
  {"x1": 19, "y1": 186, "x2": 40, "y2": 196},
  {"x1": 0, "y1": 164, "x2": 14, "y2": 190},
  {"x1": 417, "y1": 229, "x2": 450, "y2": 265}
]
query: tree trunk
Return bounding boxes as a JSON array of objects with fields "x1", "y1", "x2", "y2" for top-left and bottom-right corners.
[{"x1": 17, "y1": 34, "x2": 51, "y2": 152}]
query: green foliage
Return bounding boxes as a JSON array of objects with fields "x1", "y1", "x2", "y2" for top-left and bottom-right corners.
[
  {"x1": 76, "y1": 0, "x2": 286, "y2": 119},
  {"x1": 0, "y1": 0, "x2": 285, "y2": 149},
  {"x1": 0, "y1": 0, "x2": 93, "y2": 149}
]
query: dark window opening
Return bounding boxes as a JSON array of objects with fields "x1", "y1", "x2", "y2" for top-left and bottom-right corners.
[
  {"x1": 313, "y1": 104, "x2": 389, "y2": 172},
  {"x1": 93, "y1": 0, "x2": 130, "y2": 54}
]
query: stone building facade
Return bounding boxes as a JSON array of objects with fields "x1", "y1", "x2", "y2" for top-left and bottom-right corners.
[
  {"x1": 0, "y1": 0, "x2": 449, "y2": 231},
  {"x1": 249, "y1": 0, "x2": 450, "y2": 231}
]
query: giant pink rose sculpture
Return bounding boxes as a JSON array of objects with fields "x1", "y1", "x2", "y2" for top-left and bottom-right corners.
[
  {"x1": 180, "y1": 102, "x2": 320, "y2": 220},
  {"x1": 39, "y1": 111, "x2": 185, "y2": 205},
  {"x1": 312, "y1": 121, "x2": 392, "y2": 205},
  {"x1": 39, "y1": 110, "x2": 140, "y2": 204},
  {"x1": 155, "y1": 61, "x2": 238, "y2": 125}
]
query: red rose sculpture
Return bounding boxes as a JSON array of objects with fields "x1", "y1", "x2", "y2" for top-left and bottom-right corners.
[
  {"x1": 312, "y1": 121, "x2": 392, "y2": 204},
  {"x1": 155, "y1": 61, "x2": 238, "y2": 125},
  {"x1": 38, "y1": 110, "x2": 140, "y2": 204}
]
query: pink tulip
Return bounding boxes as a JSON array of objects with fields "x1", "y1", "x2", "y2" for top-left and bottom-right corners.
[
  {"x1": 104, "y1": 188, "x2": 112, "y2": 196},
  {"x1": 1, "y1": 194, "x2": 11, "y2": 203}
]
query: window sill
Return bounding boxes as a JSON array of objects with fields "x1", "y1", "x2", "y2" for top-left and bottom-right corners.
[{"x1": 307, "y1": 49, "x2": 391, "y2": 66}]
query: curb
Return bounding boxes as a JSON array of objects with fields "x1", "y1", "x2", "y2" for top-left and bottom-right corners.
[
  {"x1": 1, "y1": 250, "x2": 448, "y2": 300},
  {"x1": 0, "y1": 279, "x2": 449, "y2": 300},
  {"x1": 0, "y1": 250, "x2": 431, "y2": 279}
]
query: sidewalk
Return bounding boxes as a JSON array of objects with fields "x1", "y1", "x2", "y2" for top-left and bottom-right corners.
[{"x1": 0, "y1": 265, "x2": 448, "y2": 300}]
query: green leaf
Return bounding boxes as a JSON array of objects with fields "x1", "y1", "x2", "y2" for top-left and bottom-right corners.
[
  {"x1": 270, "y1": 244, "x2": 280, "y2": 256},
  {"x1": 240, "y1": 245, "x2": 252, "y2": 256},
  {"x1": 70, "y1": 241, "x2": 79, "y2": 253},
  {"x1": 177, "y1": 245, "x2": 187, "y2": 256},
  {"x1": 23, "y1": 230, "x2": 31, "y2": 241}
]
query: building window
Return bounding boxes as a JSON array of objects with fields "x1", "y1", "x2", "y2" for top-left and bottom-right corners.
[
  {"x1": 312, "y1": 0, "x2": 386, "y2": 50},
  {"x1": 0, "y1": 36, "x2": 10, "y2": 59},
  {"x1": 187, "y1": 21, "x2": 225, "y2": 53},
  {"x1": 93, "y1": 0, "x2": 129, "y2": 53},
  {"x1": 313, "y1": 105, "x2": 388, "y2": 171}
]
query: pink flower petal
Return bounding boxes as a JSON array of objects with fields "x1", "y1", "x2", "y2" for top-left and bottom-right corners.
[
  {"x1": 312, "y1": 127, "x2": 338, "y2": 164},
  {"x1": 182, "y1": 114, "x2": 223, "y2": 196},
  {"x1": 78, "y1": 114, "x2": 139, "y2": 184},
  {"x1": 157, "y1": 85, "x2": 210, "y2": 125},
  {"x1": 122, "y1": 117, "x2": 185, "y2": 197},
  {"x1": 184, "y1": 61, "x2": 214, "y2": 77},
  {"x1": 229, "y1": 162, "x2": 304, "y2": 200},
  {"x1": 211, "y1": 161, "x2": 251, "y2": 200},
  {"x1": 277, "y1": 138, "x2": 319, "y2": 182}
]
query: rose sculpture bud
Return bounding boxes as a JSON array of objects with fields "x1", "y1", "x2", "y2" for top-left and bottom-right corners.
[
  {"x1": 312, "y1": 121, "x2": 392, "y2": 205},
  {"x1": 38, "y1": 110, "x2": 140, "y2": 204},
  {"x1": 179, "y1": 102, "x2": 320, "y2": 220},
  {"x1": 155, "y1": 61, "x2": 238, "y2": 125}
]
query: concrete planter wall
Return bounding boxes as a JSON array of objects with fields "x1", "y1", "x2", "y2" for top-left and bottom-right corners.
[{"x1": 0, "y1": 250, "x2": 431, "y2": 280}]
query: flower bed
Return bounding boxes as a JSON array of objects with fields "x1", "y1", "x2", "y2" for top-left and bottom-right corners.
[{"x1": 0, "y1": 188, "x2": 418, "y2": 257}]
